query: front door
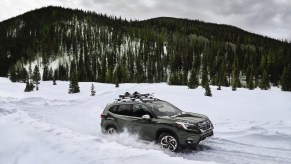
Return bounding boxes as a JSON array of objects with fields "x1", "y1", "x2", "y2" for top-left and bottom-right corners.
[{"x1": 131, "y1": 104, "x2": 156, "y2": 141}]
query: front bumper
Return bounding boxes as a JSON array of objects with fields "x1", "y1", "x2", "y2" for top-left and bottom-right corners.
[{"x1": 178, "y1": 129, "x2": 214, "y2": 148}]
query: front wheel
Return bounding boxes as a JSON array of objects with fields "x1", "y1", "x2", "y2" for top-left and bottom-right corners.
[{"x1": 158, "y1": 133, "x2": 179, "y2": 152}]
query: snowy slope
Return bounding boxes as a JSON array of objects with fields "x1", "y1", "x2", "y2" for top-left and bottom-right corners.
[{"x1": 0, "y1": 77, "x2": 291, "y2": 164}]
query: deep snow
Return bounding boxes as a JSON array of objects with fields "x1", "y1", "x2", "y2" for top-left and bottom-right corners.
[{"x1": 0, "y1": 77, "x2": 291, "y2": 164}]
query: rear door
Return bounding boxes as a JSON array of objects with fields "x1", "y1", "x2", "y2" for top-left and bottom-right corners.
[
  {"x1": 109, "y1": 104, "x2": 132, "y2": 131},
  {"x1": 111, "y1": 104, "x2": 137, "y2": 132}
]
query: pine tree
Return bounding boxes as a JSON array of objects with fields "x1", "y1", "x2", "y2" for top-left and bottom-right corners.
[
  {"x1": 281, "y1": 65, "x2": 291, "y2": 91},
  {"x1": 90, "y1": 83, "x2": 96, "y2": 96},
  {"x1": 70, "y1": 60, "x2": 76, "y2": 77},
  {"x1": 42, "y1": 65, "x2": 49, "y2": 81},
  {"x1": 115, "y1": 78, "x2": 119, "y2": 88},
  {"x1": 9, "y1": 66, "x2": 17, "y2": 82},
  {"x1": 28, "y1": 63, "x2": 32, "y2": 83},
  {"x1": 188, "y1": 68, "x2": 199, "y2": 89},
  {"x1": 254, "y1": 69, "x2": 259, "y2": 88},
  {"x1": 202, "y1": 53, "x2": 212, "y2": 96},
  {"x1": 231, "y1": 71, "x2": 237, "y2": 91},
  {"x1": 53, "y1": 79, "x2": 57, "y2": 85},
  {"x1": 248, "y1": 72, "x2": 254, "y2": 90},
  {"x1": 204, "y1": 80, "x2": 212, "y2": 97},
  {"x1": 259, "y1": 70, "x2": 270, "y2": 90},
  {"x1": 217, "y1": 58, "x2": 227, "y2": 90},
  {"x1": 49, "y1": 67, "x2": 53, "y2": 80},
  {"x1": 231, "y1": 56, "x2": 240, "y2": 91},
  {"x1": 201, "y1": 54, "x2": 208, "y2": 88},
  {"x1": 114, "y1": 64, "x2": 129, "y2": 84},
  {"x1": 247, "y1": 65, "x2": 254, "y2": 90},
  {"x1": 53, "y1": 67, "x2": 57, "y2": 85},
  {"x1": 20, "y1": 68, "x2": 28, "y2": 83},
  {"x1": 24, "y1": 81, "x2": 30, "y2": 92},
  {"x1": 169, "y1": 71, "x2": 179, "y2": 85},
  {"x1": 68, "y1": 71, "x2": 80, "y2": 94},
  {"x1": 24, "y1": 81, "x2": 35, "y2": 92},
  {"x1": 25, "y1": 63, "x2": 35, "y2": 91},
  {"x1": 33, "y1": 65, "x2": 41, "y2": 91}
]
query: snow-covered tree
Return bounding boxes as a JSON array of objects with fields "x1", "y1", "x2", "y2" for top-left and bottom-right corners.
[
  {"x1": 259, "y1": 70, "x2": 270, "y2": 90},
  {"x1": 91, "y1": 83, "x2": 96, "y2": 96},
  {"x1": 53, "y1": 79, "x2": 57, "y2": 85},
  {"x1": 24, "y1": 81, "x2": 35, "y2": 92},
  {"x1": 68, "y1": 71, "x2": 80, "y2": 94},
  {"x1": 204, "y1": 81, "x2": 212, "y2": 97},
  {"x1": 115, "y1": 79, "x2": 119, "y2": 88},
  {"x1": 281, "y1": 64, "x2": 291, "y2": 91},
  {"x1": 53, "y1": 70, "x2": 57, "y2": 85},
  {"x1": 231, "y1": 56, "x2": 240, "y2": 91},
  {"x1": 33, "y1": 65, "x2": 41, "y2": 90},
  {"x1": 188, "y1": 68, "x2": 199, "y2": 89}
]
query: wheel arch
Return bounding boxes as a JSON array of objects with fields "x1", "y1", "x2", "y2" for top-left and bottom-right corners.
[
  {"x1": 105, "y1": 123, "x2": 118, "y2": 131},
  {"x1": 155, "y1": 128, "x2": 179, "y2": 143}
]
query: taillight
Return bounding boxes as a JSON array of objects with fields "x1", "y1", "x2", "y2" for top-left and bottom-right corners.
[{"x1": 100, "y1": 114, "x2": 106, "y2": 118}]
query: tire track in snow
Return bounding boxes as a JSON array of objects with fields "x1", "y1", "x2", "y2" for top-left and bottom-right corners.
[{"x1": 176, "y1": 137, "x2": 291, "y2": 164}]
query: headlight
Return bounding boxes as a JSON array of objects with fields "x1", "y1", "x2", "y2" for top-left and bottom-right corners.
[{"x1": 176, "y1": 121, "x2": 197, "y2": 131}]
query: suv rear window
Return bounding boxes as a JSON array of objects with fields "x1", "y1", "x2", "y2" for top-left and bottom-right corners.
[
  {"x1": 108, "y1": 105, "x2": 118, "y2": 113},
  {"x1": 109, "y1": 104, "x2": 132, "y2": 116}
]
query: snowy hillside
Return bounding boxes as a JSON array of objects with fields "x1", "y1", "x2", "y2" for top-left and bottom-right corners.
[{"x1": 0, "y1": 77, "x2": 291, "y2": 164}]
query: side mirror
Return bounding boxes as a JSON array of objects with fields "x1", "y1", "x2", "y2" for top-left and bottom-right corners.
[{"x1": 142, "y1": 114, "x2": 151, "y2": 120}]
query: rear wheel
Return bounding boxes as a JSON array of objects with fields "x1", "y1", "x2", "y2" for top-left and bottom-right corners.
[
  {"x1": 158, "y1": 133, "x2": 179, "y2": 152},
  {"x1": 106, "y1": 126, "x2": 117, "y2": 135}
]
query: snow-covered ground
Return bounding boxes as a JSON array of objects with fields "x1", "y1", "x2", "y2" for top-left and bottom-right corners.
[{"x1": 0, "y1": 77, "x2": 291, "y2": 164}]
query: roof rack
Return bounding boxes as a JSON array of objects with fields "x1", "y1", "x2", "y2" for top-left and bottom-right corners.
[{"x1": 115, "y1": 91, "x2": 158, "y2": 102}]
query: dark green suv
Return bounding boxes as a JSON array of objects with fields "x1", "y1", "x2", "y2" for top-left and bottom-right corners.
[{"x1": 100, "y1": 92, "x2": 214, "y2": 151}]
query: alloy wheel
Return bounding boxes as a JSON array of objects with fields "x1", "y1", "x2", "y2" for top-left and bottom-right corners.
[{"x1": 160, "y1": 135, "x2": 178, "y2": 151}]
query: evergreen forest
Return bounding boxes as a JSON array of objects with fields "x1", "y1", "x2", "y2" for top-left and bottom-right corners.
[{"x1": 0, "y1": 6, "x2": 290, "y2": 91}]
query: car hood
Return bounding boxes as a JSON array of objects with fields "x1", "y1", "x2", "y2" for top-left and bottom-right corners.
[{"x1": 159, "y1": 112, "x2": 208, "y2": 123}]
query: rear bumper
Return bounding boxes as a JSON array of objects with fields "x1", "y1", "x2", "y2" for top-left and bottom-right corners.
[
  {"x1": 101, "y1": 126, "x2": 106, "y2": 134},
  {"x1": 100, "y1": 120, "x2": 107, "y2": 134}
]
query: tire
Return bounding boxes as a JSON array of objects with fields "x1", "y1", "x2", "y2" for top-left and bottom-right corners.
[
  {"x1": 106, "y1": 126, "x2": 117, "y2": 135},
  {"x1": 158, "y1": 133, "x2": 179, "y2": 152}
]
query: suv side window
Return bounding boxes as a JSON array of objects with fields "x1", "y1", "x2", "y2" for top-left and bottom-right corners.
[
  {"x1": 115, "y1": 104, "x2": 132, "y2": 116},
  {"x1": 132, "y1": 104, "x2": 152, "y2": 118},
  {"x1": 108, "y1": 105, "x2": 118, "y2": 113}
]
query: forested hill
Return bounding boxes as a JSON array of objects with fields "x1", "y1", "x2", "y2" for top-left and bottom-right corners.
[{"x1": 0, "y1": 6, "x2": 290, "y2": 91}]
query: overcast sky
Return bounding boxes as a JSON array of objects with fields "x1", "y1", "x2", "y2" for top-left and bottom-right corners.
[{"x1": 1, "y1": 0, "x2": 290, "y2": 40}]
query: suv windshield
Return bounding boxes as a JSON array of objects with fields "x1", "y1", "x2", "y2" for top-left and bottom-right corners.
[{"x1": 145, "y1": 101, "x2": 182, "y2": 117}]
